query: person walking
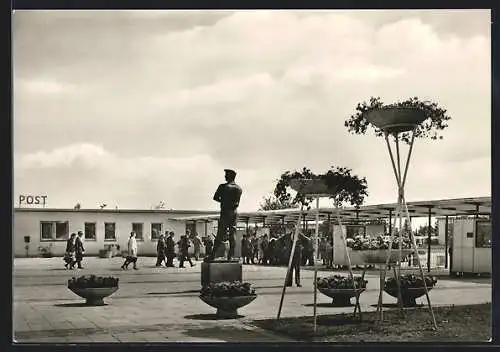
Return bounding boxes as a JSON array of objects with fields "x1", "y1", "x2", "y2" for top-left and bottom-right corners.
[
  {"x1": 178, "y1": 234, "x2": 195, "y2": 268},
  {"x1": 191, "y1": 232, "x2": 202, "y2": 261},
  {"x1": 260, "y1": 234, "x2": 269, "y2": 265},
  {"x1": 165, "y1": 231, "x2": 176, "y2": 267},
  {"x1": 75, "y1": 231, "x2": 85, "y2": 269},
  {"x1": 155, "y1": 232, "x2": 167, "y2": 267},
  {"x1": 241, "y1": 235, "x2": 251, "y2": 264},
  {"x1": 121, "y1": 231, "x2": 138, "y2": 270},
  {"x1": 250, "y1": 234, "x2": 259, "y2": 264},
  {"x1": 286, "y1": 239, "x2": 302, "y2": 287},
  {"x1": 204, "y1": 234, "x2": 214, "y2": 260},
  {"x1": 325, "y1": 238, "x2": 333, "y2": 268},
  {"x1": 64, "y1": 233, "x2": 77, "y2": 269}
]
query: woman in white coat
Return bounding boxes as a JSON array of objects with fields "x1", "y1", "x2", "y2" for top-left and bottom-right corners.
[{"x1": 121, "y1": 231, "x2": 139, "y2": 270}]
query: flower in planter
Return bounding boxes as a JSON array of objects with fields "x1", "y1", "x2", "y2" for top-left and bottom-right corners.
[
  {"x1": 68, "y1": 275, "x2": 119, "y2": 289},
  {"x1": 316, "y1": 275, "x2": 368, "y2": 290},
  {"x1": 200, "y1": 281, "x2": 256, "y2": 297},
  {"x1": 273, "y1": 166, "x2": 368, "y2": 210},
  {"x1": 344, "y1": 97, "x2": 451, "y2": 144},
  {"x1": 385, "y1": 274, "x2": 437, "y2": 290}
]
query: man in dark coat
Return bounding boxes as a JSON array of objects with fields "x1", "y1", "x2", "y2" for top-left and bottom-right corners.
[
  {"x1": 165, "y1": 231, "x2": 176, "y2": 267},
  {"x1": 204, "y1": 234, "x2": 214, "y2": 259},
  {"x1": 206, "y1": 169, "x2": 242, "y2": 261},
  {"x1": 250, "y1": 234, "x2": 259, "y2": 264},
  {"x1": 155, "y1": 233, "x2": 167, "y2": 267},
  {"x1": 75, "y1": 231, "x2": 85, "y2": 269},
  {"x1": 286, "y1": 237, "x2": 302, "y2": 287},
  {"x1": 241, "y1": 235, "x2": 251, "y2": 264},
  {"x1": 260, "y1": 234, "x2": 269, "y2": 265}
]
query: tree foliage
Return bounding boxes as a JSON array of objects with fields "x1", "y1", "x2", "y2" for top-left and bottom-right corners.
[
  {"x1": 344, "y1": 96, "x2": 451, "y2": 144},
  {"x1": 259, "y1": 195, "x2": 298, "y2": 211}
]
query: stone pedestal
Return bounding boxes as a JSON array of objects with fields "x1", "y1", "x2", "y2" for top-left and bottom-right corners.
[{"x1": 201, "y1": 261, "x2": 242, "y2": 287}]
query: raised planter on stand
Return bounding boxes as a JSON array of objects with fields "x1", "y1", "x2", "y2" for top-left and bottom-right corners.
[
  {"x1": 384, "y1": 274, "x2": 437, "y2": 307},
  {"x1": 384, "y1": 286, "x2": 434, "y2": 307},
  {"x1": 317, "y1": 287, "x2": 366, "y2": 307},
  {"x1": 199, "y1": 295, "x2": 257, "y2": 318},
  {"x1": 366, "y1": 107, "x2": 427, "y2": 134},
  {"x1": 289, "y1": 178, "x2": 333, "y2": 195}
]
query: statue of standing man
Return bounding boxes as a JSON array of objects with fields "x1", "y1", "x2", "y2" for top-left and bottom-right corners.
[{"x1": 205, "y1": 169, "x2": 242, "y2": 262}]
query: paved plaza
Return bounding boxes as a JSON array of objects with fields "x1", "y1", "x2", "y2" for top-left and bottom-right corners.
[{"x1": 13, "y1": 257, "x2": 491, "y2": 343}]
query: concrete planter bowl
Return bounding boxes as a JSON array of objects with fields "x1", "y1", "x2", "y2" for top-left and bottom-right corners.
[
  {"x1": 360, "y1": 249, "x2": 414, "y2": 264},
  {"x1": 68, "y1": 287, "x2": 119, "y2": 306},
  {"x1": 366, "y1": 107, "x2": 427, "y2": 134},
  {"x1": 384, "y1": 286, "x2": 435, "y2": 307},
  {"x1": 199, "y1": 295, "x2": 257, "y2": 318},
  {"x1": 317, "y1": 287, "x2": 366, "y2": 307},
  {"x1": 289, "y1": 178, "x2": 336, "y2": 195}
]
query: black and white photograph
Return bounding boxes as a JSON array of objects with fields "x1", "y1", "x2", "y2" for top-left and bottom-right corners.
[{"x1": 12, "y1": 9, "x2": 492, "y2": 343}]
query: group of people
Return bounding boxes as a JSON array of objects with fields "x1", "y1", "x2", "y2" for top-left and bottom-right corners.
[
  {"x1": 153, "y1": 230, "x2": 203, "y2": 269},
  {"x1": 64, "y1": 231, "x2": 85, "y2": 269},
  {"x1": 240, "y1": 234, "x2": 259, "y2": 264}
]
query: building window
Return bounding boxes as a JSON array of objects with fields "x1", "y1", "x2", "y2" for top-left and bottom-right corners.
[
  {"x1": 132, "y1": 223, "x2": 144, "y2": 240},
  {"x1": 104, "y1": 223, "x2": 116, "y2": 241},
  {"x1": 151, "y1": 223, "x2": 162, "y2": 240},
  {"x1": 40, "y1": 221, "x2": 69, "y2": 241},
  {"x1": 84, "y1": 222, "x2": 97, "y2": 240},
  {"x1": 476, "y1": 220, "x2": 492, "y2": 248}
]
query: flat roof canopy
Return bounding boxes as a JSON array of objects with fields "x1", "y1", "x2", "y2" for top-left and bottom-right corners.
[{"x1": 169, "y1": 196, "x2": 491, "y2": 224}]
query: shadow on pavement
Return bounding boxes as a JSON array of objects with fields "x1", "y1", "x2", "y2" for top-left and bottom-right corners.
[
  {"x1": 148, "y1": 290, "x2": 200, "y2": 295},
  {"x1": 184, "y1": 314, "x2": 245, "y2": 320},
  {"x1": 303, "y1": 303, "x2": 354, "y2": 308},
  {"x1": 369, "y1": 303, "x2": 425, "y2": 308},
  {"x1": 54, "y1": 302, "x2": 109, "y2": 307},
  {"x1": 183, "y1": 325, "x2": 264, "y2": 341}
]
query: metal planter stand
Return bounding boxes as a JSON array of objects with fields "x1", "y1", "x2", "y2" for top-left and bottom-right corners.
[
  {"x1": 276, "y1": 180, "x2": 362, "y2": 332},
  {"x1": 366, "y1": 108, "x2": 437, "y2": 329}
]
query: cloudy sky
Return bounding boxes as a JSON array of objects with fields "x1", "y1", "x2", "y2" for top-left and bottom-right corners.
[{"x1": 12, "y1": 10, "x2": 491, "y2": 212}]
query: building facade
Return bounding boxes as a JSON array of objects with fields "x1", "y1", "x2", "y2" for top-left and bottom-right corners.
[{"x1": 14, "y1": 208, "x2": 217, "y2": 257}]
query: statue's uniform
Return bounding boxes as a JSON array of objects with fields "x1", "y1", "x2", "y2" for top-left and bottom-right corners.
[{"x1": 212, "y1": 181, "x2": 242, "y2": 259}]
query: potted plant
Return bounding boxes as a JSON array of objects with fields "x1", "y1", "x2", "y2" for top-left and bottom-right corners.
[
  {"x1": 38, "y1": 244, "x2": 54, "y2": 258},
  {"x1": 316, "y1": 275, "x2": 368, "y2": 306},
  {"x1": 68, "y1": 275, "x2": 119, "y2": 306},
  {"x1": 199, "y1": 281, "x2": 257, "y2": 318},
  {"x1": 384, "y1": 274, "x2": 437, "y2": 307},
  {"x1": 344, "y1": 96, "x2": 451, "y2": 143},
  {"x1": 274, "y1": 166, "x2": 368, "y2": 210},
  {"x1": 346, "y1": 234, "x2": 415, "y2": 264}
]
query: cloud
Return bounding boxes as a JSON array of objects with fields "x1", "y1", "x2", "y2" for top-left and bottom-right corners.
[
  {"x1": 13, "y1": 11, "x2": 491, "y2": 212},
  {"x1": 17, "y1": 77, "x2": 76, "y2": 95}
]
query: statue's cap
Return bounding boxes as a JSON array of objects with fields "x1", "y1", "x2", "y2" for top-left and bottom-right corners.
[{"x1": 224, "y1": 169, "x2": 237, "y2": 177}]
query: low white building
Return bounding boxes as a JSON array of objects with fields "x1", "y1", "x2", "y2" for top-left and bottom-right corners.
[{"x1": 13, "y1": 208, "x2": 217, "y2": 257}]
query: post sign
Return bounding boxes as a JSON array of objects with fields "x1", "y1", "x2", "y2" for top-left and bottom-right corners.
[{"x1": 18, "y1": 195, "x2": 47, "y2": 207}]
